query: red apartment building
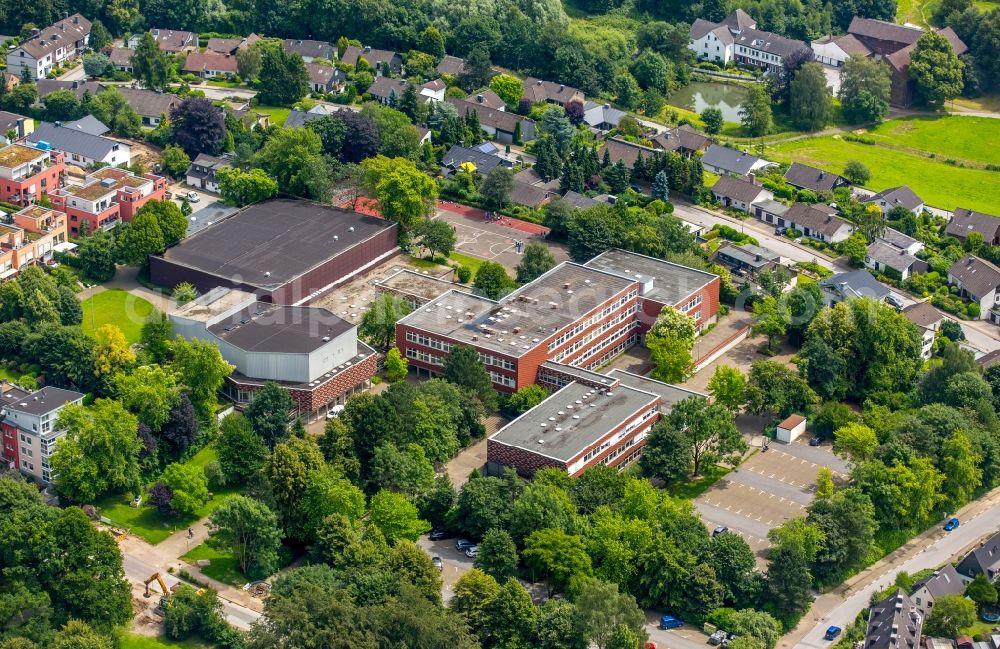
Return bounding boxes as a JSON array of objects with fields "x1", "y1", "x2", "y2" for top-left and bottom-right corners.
[
  {"x1": 0, "y1": 143, "x2": 65, "y2": 205},
  {"x1": 51, "y1": 166, "x2": 166, "y2": 235},
  {"x1": 396, "y1": 250, "x2": 720, "y2": 393},
  {"x1": 0, "y1": 205, "x2": 68, "y2": 279}
]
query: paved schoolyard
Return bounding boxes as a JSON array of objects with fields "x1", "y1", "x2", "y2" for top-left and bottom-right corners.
[
  {"x1": 695, "y1": 437, "x2": 849, "y2": 564},
  {"x1": 432, "y1": 208, "x2": 569, "y2": 271}
]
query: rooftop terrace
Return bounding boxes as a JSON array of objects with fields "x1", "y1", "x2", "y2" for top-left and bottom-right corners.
[{"x1": 0, "y1": 144, "x2": 46, "y2": 169}]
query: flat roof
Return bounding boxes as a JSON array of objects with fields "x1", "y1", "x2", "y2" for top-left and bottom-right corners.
[
  {"x1": 605, "y1": 369, "x2": 705, "y2": 409},
  {"x1": 489, "y1": 381, "x2": 659, "y2": 462},
  {"x1": 227, "y1": 340, "x2": 376, "y2": 389},
  {"x1": 377, "y1": 269, "x2": 469, "y2": 302},
  {"x1": 0, "y1": 144, "x2": 46, "y2": 168},
  {"x1": 400, "y1": 262, "x2": 636, "y2": 356},
  {"x1": 584, "y1": 248, "x2": 717, "y2": 306},
  {"x1": 208, "y1": 302, "x2": 354, "y2": 354},
  {"x1": 0, "y1": 385, "x2": 83, "y2": 416},
  {"x1": 156, "y1": 198, "x2": 395, "y2": 289}
]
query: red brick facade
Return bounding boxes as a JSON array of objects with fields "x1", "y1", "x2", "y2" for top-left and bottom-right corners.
[
  {"x1": 638, "y1": 275, "x2": 720, "y2": 333},
  {"x1": 1, "y1": 422, "x2": 18, "y2": 470}
]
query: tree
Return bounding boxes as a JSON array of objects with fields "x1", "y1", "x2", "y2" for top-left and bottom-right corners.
[
  {"x1": 739, "y1": 84, "x2": 772, "y2": 137},
  {"x1": 116, "y1": 210, "x2": 165, "y2": 265},
  {"x1": 965, "y1": 574, "x2": 998, "y2": 609},
  {"x1": 523, "y1": 528, "x2": 593, "y2": 594},
  {"x1": 131, "y1": 32, "x2": 172, "y2": 90},
  {"x1": 843, "y1": 160, "x2": 871, "y2": 185},
  {"x1": 368, "y1": 442, "x2": 435, "y2": 497},
  {"x1": 515, "y1": 243, "x2": 556, "y2": 283},
  {"x1": 337, "y1": 111, "x2": 380, "y2": 163},
  {"x1": 651, "y1": 170, "x2": 670, "y2": 201},
  {"x1": 237, "y1": 44, "x2": 264, "y2": 81},
  {"x1": 384, "y1": 347, "x2": 409, "y2": 382},
  {"x1": 160, "y1": 145, "x2": 191, "y2": 179},
  {"x1": 369, "y1": 489, "x2": 431, "y2": 542},
  {"x1": 708, "y1": 534, "x2": 758, "y2": 607},
  {"x1": 255, "y1": 127, "x2": 332, "y2": 201},
  {"x1": 707, "y1": 365, "x2": 746, "y2": 412},
  {"x1": 77, "y1": 230, "x2": 117, "y2": 282},
  {"x1": 160, "y1": 395, "x2": 199, "y2": 460},
  {"x1": 172, "y1": 282, "x2": 197, "y2": 305},
  {"x1": 217, "y1": 413, "x2": 268, "y2": 484},
  {"x1": 855, "y1": 204, "x2": 886, "y2": 244},
  {"x1": 807, "y1": 488, "x2": 877, "y2": 582},
  {"x1": 159, "y1": 461, "x2": 209, "y2": 515},
  {"x1": 3, "y1": 84, "x2": 38, "y2": 115},
  {"x1": 745, "y1": 360, "x2": 819, "y2": 418},
  {"x1": 93, "y1": 323, "x2": 135, "y2": 380},
  {"x1": 701, "y1": 107, "x2": 724, "y2": 135},
  {"x1": 89, "y1": 20, "x2": 112, "y2": 50},
  {"x1": 506, "y1": 384, "x2": 549, "y2": 415},
  {"x1": 790, "y1": 63, "x2": 832, "y2": 131},
  {"x1": 481, "y1": 166, "x2": 515, "y2": 211},
  {"x1": 172, "y1": 338, "x2": 234, "y2": 422},
  {"x1": 473, "y1": 261, "x2": 514, "y2": 300},
  {"x1": 941, "y1": 430, "x2": 982, "y2": 507},
  {"x1": 910, "y1": 32, "x2": 964, "y2": 105},
  {"x1": 924, "y1": 594, "x2": 976, "y2": 637},
  {"x1": 216, "y1": 167, "x2": 278, "y2": 207},
  {"x1": 50, "y1": 620, "x2": 113, "y2": 649},
  {"x1": 51, "y1": 400, "x2": 141, "y2": 503},
  {"x1": 209, "y1": 495, "x2": 282, "y2": 578},
  {"x1": 490, "y1": 74, "x2": 524, "y2": 108},
  {"x1": 443, "y1": 345, "x2": 499, "y2": 411},
  {"x1": 839, "y1": 54, "x2": 892, "y2": 124},
  {"x1": 111, "y1": 364, "x2": 178, "y2": 431},
  {"x1": 170, "y1": 97, "x2": 227, "y2": 158},
  {"x1": 483, "y1": 577, "x2": 538, "y2": 648},
  {"x1": 258, "y1": 46, "x2": 309, "y2": 105},
  {"x1": 475, "y1": 528, "x2": 519, "y2": 582},
  {"x1": 359, "y1": 155, "x2": 438, "y2": 234},
  {"x1": 420, "y1": 26, "x2": 446, "y2": 61},
  {"x1": 575, "y1": 579, "x2": 647, "y2": 649},
  {"x1": 458, "y1": 47, "x2": 492, "y2": 92},
  {"x1": 43, "y1": 89, "x2": 85, "y2": 122},
  {"x1": 646, "y1": 306, "x2": 696, "y2": 383},
  {"x1": 834, "y1": 423, "x2": 878, "y2": 463},
  {"x1": 415, "y1": 219, "x2": 457, "y2": 259},
  {"x1": 243, "y1": 382, "x2": 294, "y2": 448},
  {"x1": 359, "y1": 293, "x2": 412, "y2": 351},
  {"x1": 752, "y1": 296, "x2": 788, "y2": 354},
  {"x1": 137, "y1": 199, "x2": 188, "y2": 246},
  {"x1": 264, "y1": 438, "x2": 325, "y2": 532},
  {"x1": 651, "y1": 396, "x2": 745, "y2": 478},
  {"x1": 729, "y1": 610, "x2": 782, "y2": 649}
]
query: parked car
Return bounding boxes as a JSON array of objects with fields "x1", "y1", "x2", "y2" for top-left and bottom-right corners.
[
  {"x1": 774, "y1": 226, "x2": 787, "y2": 235},
  {"x1": 659, "y1": 615, "x2": 683, "y2": 630},
  {"x1": 186, "y1": 191, "x2": 200, "y2": 203},
  {"x1": 886, "y1": 294, "x2": 904, "y2": 310},
  {"x1": 432, "y1": 556, "x2": 443, "y2": 571},
  {"x1": 824, "y1": 626, "x2": 842, "y2": 641},
  {"x1": 464, "y1": 545, "x2": 479, "y2": 558},
  {"x1": 429, "y1": 528, "x2": 453, "y2": 541},
  {"x1": 712, "y1": 526, "x2": 729, "y2": 537},
  {"x1": 708, "y1": 630, "x2": 728, "y2": 645},
  {"x1": 325, "y1": 404, "x2": 345, "y2": 419},
  {"x1": 944, "y1": 517, "x2": 960, "y2": 531},
  {"x1": 809, "y1": 435, "x2": 823, "y2": 446},
  {"x1": 455, "y1": 539, "x2": 476, "y2": 552}
]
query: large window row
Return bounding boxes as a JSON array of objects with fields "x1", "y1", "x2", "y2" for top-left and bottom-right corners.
[
  {"x1": 552, "y1": 306, "x2": 639, "y2": 362},
  {"x1": 488, "y1": 371, "x2": 516, "y2": 388},
  {"x1": 680, "y1": 294, "x2": 703, "y2": 312},
  {"x1": 405, "y1": 347, "x2": 443, "y2": 366},
  {"x1": 406, "y1": 331, "x2": 453, "y2": 353},
  {"x1": 548, "y1": 294, "x2": 637, "y2": 352}
]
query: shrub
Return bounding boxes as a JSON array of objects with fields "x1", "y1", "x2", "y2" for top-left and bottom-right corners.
[
  {"x1": 785, "y1": 227, "x2": 802, "y2": 238},
  {"x1": 456, "y1": 266, "x2": 472, "y2": 283}
]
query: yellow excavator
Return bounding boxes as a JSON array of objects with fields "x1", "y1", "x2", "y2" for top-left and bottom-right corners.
[{"x1": 143, "y1": 572, "x2": 169, "y2": 598}]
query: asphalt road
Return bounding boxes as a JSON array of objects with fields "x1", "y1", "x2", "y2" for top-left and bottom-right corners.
[{"x1": 122, "y1": 553, "x2": 261, "y2": 631}]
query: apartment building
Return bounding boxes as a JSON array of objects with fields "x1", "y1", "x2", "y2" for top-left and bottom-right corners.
[
  {"x1": 50, "y1": 166, "x2": 166, "y2": 235},
  {"x1": 0, "y1": 206, "x2": 68, "y2": 279},
  {"x1": 0, "y1": 143, "x2": 65, "y2": 205},
  {"x1": 1, "y1": 382, "x2": 84, "y2": 484},
  {"x1": 5, "y1": 14, "x2": 91, "y2": 80}
]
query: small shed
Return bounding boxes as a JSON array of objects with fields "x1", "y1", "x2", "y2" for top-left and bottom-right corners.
[{"x1": 776, "y1": 414, "x2": 806, "y2": 444}]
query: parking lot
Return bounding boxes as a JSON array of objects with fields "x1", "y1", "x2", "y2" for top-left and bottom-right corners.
[
  {"x1": 166, "y1": 183, "x2": 239, "y2": 236},
  {"x1": 695, "y1": 438, "x2": 850, "y2": 564}
]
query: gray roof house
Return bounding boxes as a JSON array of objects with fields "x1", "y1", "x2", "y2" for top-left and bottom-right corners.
[
  {"x1": 305, "y1": 63, "x2": 345, "y2": 93},
  {"x1": 583, "y1": 102, "x2": 627, "y2": 131},
  {"x1": 948, "y1": 255, "x2": 1000, "y2": 322},
  {"x1": 35, "y1": 79, "x2": 104, "y2": 99},
  {"x1": 702, "y1": 144, "x2": 774, "y2": 176},
  {"x1": 864, "y1": 590, "x2": 922, "y2": 649},
  {"x1": 945, "y1": 207, "x2": 1000, "y2": 245},
  {"x1": 561, "y1": 190, "x2": 600, "y2": 210},
  {"x1": 783, "y1": 202, "x2": 854, "y2": 243},
  {"x1": 652, "y1": 124, "x2": 712, "y2": 158},
  {"x1": 441, "y1": 145, "x2": 509, "y2": 175},
  {"x1": 523, "y1": 78, "x2": 584, "y2": 106},
  {"x1": 448, "y1": 98, "x2": 536, "y2": 144},
  {"x1": 467, "y1": 90, "x2": 506, "y2": 111},
  {"x1": 27, "y1": 120, "x2": 130, "y2": 167},
  {"x1": 63, "y1": 115, "x2": 109, "y2": 136},
  {"x1": 864, "y1": 185, "x2": 924, "y2": 215},
  {"x1": 957, "y1": 530, "x2": 1000, "y2": 582},
  {"x1": 751, "y1": 198, "x2": 789, "y2": 225},
  {"x1": 367, "y1": 76, "x2": 411, "y2": 105},
  {"x1": 283, "y1": 104, "x2": 335, "y2": 129},
  {"x1": 783, "y1": 162, "x2": 849, "y2": 193},
  {"x1": 436, "y1": 55, "x2": 465, "y2": 76},
  {"x1": 865, "y1": 239, "x2": 923, "y2": 279},
  {"x1": 711, "y1": 175, "x2": 772, "y2": 212},
  {"x1": 910, "y1": 565, "x2": 966, "y2": 616},
  {"x1": 600, "y1": 137, "x2": 658, "y2": 169},
  {"x1": 341, "y1": 46, "x2": 402, "y2": 75},
  {"x1": 185, "y1": 153, "x2": 231, "y2": 192},
  {"x1": 283, "y1": 39, "x2": 334, "y2": 61},
  {"x1": 820, "y1": 270, "x2": 890, "y2": 306},
  {"x1": 115, "y1": 87, "x2": 180, "y2": 126},
  {"x1": 879, "y1": 227, "x2": 923, "y2": 255}
]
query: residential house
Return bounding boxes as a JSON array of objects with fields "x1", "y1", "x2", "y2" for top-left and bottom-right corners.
[
  {"x1": 414, "y1": 126, "x2": 431, "y2": 145},
  {"x1": 448, "y1": 98, "x2": 536, "y2": 143},
  {"x1": 283, "y1": 104, "x2": 335, "y2": 129},
  {"x1": 340, "y1": 46, "x2": 402, "y2": 75},
  {"x1": 884, "y1": 28, "x2": 967, "y2": 107},
  {"x1": 182, "y1": 51, "x2": 238, "y2": 78},
  {"x1": 514, "y1": 167, "x2": 560, "y2": 193},
  {"x1": 141, "y1": 28, "x2": 198, "y2": 53},
  {"x1": 436, "y1": 55, "x2": 465, "y2": 76},
  {"x1": 946, "y1": 207, "x2": 1000, "y2": 245},
  {"x1": 50, "y1": 166, "x2": 166, "y2": 235},
  {"x1": 304, "y1": 63, "x2": 345, "y2": 94},
  {"x1": 600, "y1": 137, "x2": 658, "y2": 170},
  {"x1": 782, "y1": 202, "x2": 854, "y2": 243},
  {"x1": 0, "y1": 382, "x2": 85, "y2": 483},
  {"x1": 283, "y1": 39, "x2": 334, "y2": 62},
  {"x1": 63, "y1": 115, "x2": 109, "y2": 136},
  {"x1": 419, "y1": 79, "x2": 446, "y2": 102},
  {"x1": 116, "y1": 87, "x2": 180, "y2": 126},
  {"x1": 205, "y1": 33, "x2": 261, "y2": 55},
  {"x1": 583, "y1": 102, "x2": 627, "y2": 131},
  {"x1": 510, "y1": 182, "x2": 554, "y2": 208},
  {"x1": 0, "y1": 143, "x2": 65, "y2": 205},
  {"x1": 783, "y1": 162, "x2": 849, "y2": 194},
  {"x1": 0, "y1": 205, "x2": 68, "y2": 277},
  {"x1": 880, "y1": 227, "x2": 923, "y2": 255},
  {"x1": 711, "y1": 241, "x2": 790, "y2": 290},
  {"x1": 864, "y1": 590, "x2": 922, "y2": 649},
  {"x1": 0, "y1": 111, "x2": 32, "y2": 143},
  {"x1": 752, "y1": 198, "x2": 789, "y2": 226},
  {"x1": 441, "y1": 145, "x2": 510, "y2": 176},
  {"x1": 811, "y1": 33, "x2": 871, "y2": 66},
  {"x1": 27, "y1": 121, "x2": 130, "y2": 168},
  {"x1": 819, "y1": 270, "x2": 890, "y2": 306},
  {"x1": 688, "y1": 10, "x2": 809, "y2": 74},
  {"x1": 34, "y1": 79, "x2": 103, "y2": 100},
  {"x1": 902, "y1": 301, "x2": 944, "y2": 360},
  {"x1": 948, "y1": 255, "x2": 1000, "y2": 322},
  {"x1": 652, "y1": 124, "x2": 712, "y2": 158},
  {"x1": 367, "y1": 77, "x2": 411, "y2": 105},
  {"x1": 185, "y1": 154, "x2": 231, "y2": 193},
  {"x1": 108, "y1": 47, "x2": 134, "y2": 73},
  {"x1": 523, "y1": 78, "x2": 584, "y2": 106},
  {"x1": 6, "y1": 14, "x2": 91, "y2": 80},
  {"x1": 701, "y1": 144, "x2": 774, "y2": 176},
  {"x1": 467, "y1": 89, "x2": 506, "y2": 111},
  {"x1": 956, "y1": 530, "x2": 1000, "y2": 581},
  {"x1": 863, "y1": 185, "x2": 925, "y2": 215},
  {"x1": 226, "y1": 106, "x2": 270, "y2": 130},
  {"x1": 711, "y1": 175, "x2": 773, "y2": 212},
  {"x1": 865, "y1": 239, "x2": 923, "y2": 280},
  {"x1": 911, "y1": 566, "x2": 965, "y2": 616},
  {"x1": 561, "y1": 190, "x2": 600, "y2": 209}
]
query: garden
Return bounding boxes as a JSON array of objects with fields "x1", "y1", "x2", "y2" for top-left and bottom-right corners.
[{"x1": 80, "y1": 289, "x2": 156, "y2": 345}]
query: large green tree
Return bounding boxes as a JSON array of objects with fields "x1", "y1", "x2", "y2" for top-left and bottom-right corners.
[
  {"x1": 646, "y1": 306, "x2": 696, "y2": 383},
  {"x1": 646, "y1": 397, "x2": 745, "y2": 478},
  {"x1": 359, "y1": 155, "x2": 438, "y2": 236},
  {"x1": 51, "y1": 401, "x2": 141, "y2": 503},
  {"x1": 246, "y1": 382, "x2": 295, "y2": 448},
  {"x1": 131, "y1": 32, "x2": 172, "y2": 90},
  {"x1": 254, "y1": 127, "x2": 332, "y2": 201},
  {"x1": 473, "y1": 261, "x2": 515, "y2": 300},
  {"x1": 790, "y1": 63, "x2": 832, "y2": 131},
  {"x1": 909, "y1": 31, "x2": 964, "y2": 105},
  {"x1": 739, "y1": 84, "x2": 772, "y2": 137},
  {"x1": 358, "y1": 292, "x2": 412, "y2": 351},
  {"x1": 209, "y1": 495, "x2": 283, "y2": 579},
  {"x1": 216, "y1": 167, "x2": 278, "y2": 207},
  {"x1": 258, "y1": 46, "x2": 309, "y2": 105},
  {"x1": 838, "y1": 54, "x2": 892, "y2": 124}
]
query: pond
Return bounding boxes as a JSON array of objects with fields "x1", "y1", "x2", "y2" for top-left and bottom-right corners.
[{"x1": 669, "y1": 81, "x2": 749, "y2": 123}]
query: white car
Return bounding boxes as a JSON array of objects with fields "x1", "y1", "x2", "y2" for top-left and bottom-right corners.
[
  {"x1": 186, "y1": 191, "x2": 201, "y2": 203},
  {"x1": 326, "y1": 404, "x2": 345, "y2": 419},
  {"x1": 464, "y1": 545, "x2": 479, "y2": 558}
]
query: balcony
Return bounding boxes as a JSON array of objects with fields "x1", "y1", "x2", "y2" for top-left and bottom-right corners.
[{"x1": 98, "y1": 217, "x2": 121, "y2": 231}]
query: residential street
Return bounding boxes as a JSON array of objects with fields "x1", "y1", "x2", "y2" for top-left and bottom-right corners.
[{"x1": 787, "y1": 486, "x2": 1000, "y2": 649}]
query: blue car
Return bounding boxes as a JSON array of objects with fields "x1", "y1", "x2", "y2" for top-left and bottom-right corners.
[
  {"x1": 659, "y1": 615, "x2": 683, "y2": 630},
  {"x1": 944, "y1": 517, "x2": 960, "y2": 531},
  {"x1": 824, "y1": 626, "x2": 842, "y2": 641}
]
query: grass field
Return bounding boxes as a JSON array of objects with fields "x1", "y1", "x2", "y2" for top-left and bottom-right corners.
[
  {"x1": 768, "y1": 117, "x2": 1000, "y2": 213},
  {"x1": 449, "y1": 251, "x2": 485, "y2": 275},
  {"x1": 254, "y1": 105, "x2": 291, "y2": 126},
  {"x1": 80, "y1": 289, "x2": 155, "y2": 344},
  {"x1": 896, "y1": 0, "x2": 934, "y2": 28},
  {"x1": 96, "y1": 446, "x2": 239, "y2": 544},
  {"x1": 120, "y1": 633, "x2": 210, "y2": 649},
  {"x1": 952, "y1": 93, "x2": 1000, "y2": 113},
  {"x1": 666, "y1": 464, "x2": 731, "y2": 499},
  {"x1": 182, "y1": 542, "x2": 245, "y2": 586}
]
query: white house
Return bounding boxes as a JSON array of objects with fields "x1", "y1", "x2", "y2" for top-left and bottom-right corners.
[
  {"x1": 26, "y1": 120, "x2": 130, "y2": 168},
  {"x1": 6, "y1": 14, "x2": 91, "y2": 80},
  {"x1": 910, "y1": 566, "x2": 966, "y2": 616},
  {"x1": 862, "y1": 185, "x2": 925, "y2": 215},
  {"x1": 711, "y1": 175, "x2": 773, "y2": 212},
  {"x1": 948, "y1": 255, "x2": 1000, "y2": 322},
  {"x1": 810, "y1": 33, "x2": 871, "y2": 67},
  {"x1": 689, "y1": 10, "x2": 809, "y2": 74},
  {"x1": 902, "y1": 302, "x2": 944, "y2": 360}
]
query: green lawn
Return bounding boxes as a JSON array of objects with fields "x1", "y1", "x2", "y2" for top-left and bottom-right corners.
[
  {"x1": 896, "y1": 0, "x2": 934, "y2": 28},
  {"x1": 119, "y1": 633, "x2": 210, "y2": 649},
  {"x1": 254, "y1": 105, "x2": 292, "y2": 126},
  {"x1": 80, "y1": 289, "x2": 155, "y2": 344},
  {"x1": 952, "y1": 93, "x2": 1000, "y2": 113},
  {"x1": 95, "y1": 446, "x2": 239, "y2": 544},
  {"x1": 449, "y1": 251, "x2": 485, "y2": 276},
  {"x1": 182, "y1": 542, "x2": 245, "y2": 586},
  {"x1": 666, "y1": 464, "x2": 731, "y2": 500},
  {"x1": 206, "y1": 79, "x2": 243, "y2": 88},
  {"x1": 863, "y1": 115, "x2": 1000, "y2": 166},
  {"x1": 768, "y1": 128, "x2": 1000, "y2": 214},
  {"x1": 0, "y1": 368, "x2": 18, "y2": 382}
]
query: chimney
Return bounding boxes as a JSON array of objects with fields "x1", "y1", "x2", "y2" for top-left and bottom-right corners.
[
  {"x1": 476, "y1": 94, "x2": 484, "y2": 102},
  {"x1": 559, "y1": 84, "x2": 565, "y2": 91}
]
